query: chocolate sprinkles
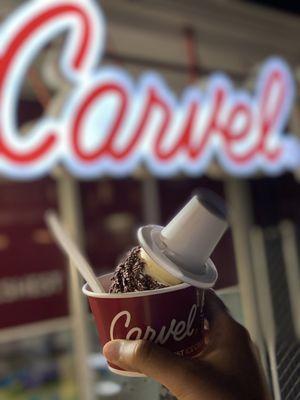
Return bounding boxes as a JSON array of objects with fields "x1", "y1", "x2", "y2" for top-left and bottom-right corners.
[{"x1": 109, "y1": 246, "x2": 166, "y2": 293}]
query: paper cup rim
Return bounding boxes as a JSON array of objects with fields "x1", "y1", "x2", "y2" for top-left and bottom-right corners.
[
  {"x1": 108, "y1": 366, "x2": 146, "y2": 377},
  {"x1": 82, "y1": 272, "x2": 190, "y2": 298}
]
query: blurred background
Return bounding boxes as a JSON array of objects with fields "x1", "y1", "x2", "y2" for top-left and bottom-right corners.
[{"x1": 0, "y1": 0, "x2": 299, "y2": 399}]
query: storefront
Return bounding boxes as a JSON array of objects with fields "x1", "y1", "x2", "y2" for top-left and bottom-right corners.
[{"x1": 0, "y1": 0, "x2": 299, "y2": 399}]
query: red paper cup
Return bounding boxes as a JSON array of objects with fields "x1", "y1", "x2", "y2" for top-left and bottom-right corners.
[{"x1": 83, "y1": 273, "x2": 205, "y2": 377}]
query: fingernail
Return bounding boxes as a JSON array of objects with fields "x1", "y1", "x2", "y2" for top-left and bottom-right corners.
[{"x1": 103, "y1": 341, "x2": 123, "y2": 363}]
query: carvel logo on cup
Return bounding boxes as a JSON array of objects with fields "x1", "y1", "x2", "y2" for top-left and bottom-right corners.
[
  {"x1": 83, "y1": 274, "x2": 205, "y2": 376},
  {"x1": 109, "y1": 303, "x2": 199, "y2": 345}
]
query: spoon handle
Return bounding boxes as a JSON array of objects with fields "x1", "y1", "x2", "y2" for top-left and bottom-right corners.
[{"x1": 45, "y1": 211, "x2": 105, "y2": 294}]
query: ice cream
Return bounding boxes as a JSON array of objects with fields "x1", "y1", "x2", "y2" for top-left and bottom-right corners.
[
  {"x1": 109, "y1": 245, "x2": 182, "y2": 293},
  {"x1": 110, "y1": 192, "x2": 228, "y2": 293},
  {"x1": 109, "y1": 246, "x2": 167, "y2": 293},
  {"x1": 140, "y1": 247, "x2": 182, "y2": 286}
]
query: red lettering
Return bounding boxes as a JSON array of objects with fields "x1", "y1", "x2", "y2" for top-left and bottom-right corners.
[
  {"x1": 258, "y1": 70, "x2": 285, "y2": 161},
  {"x1": 71, "y1": 82, "x2": 128, "y2": 162},
  {"x1": 0, "y1": 0, "x2": 295, "y2": 178},
  {"x1": 188, "y1": 87, "x2": 226, "y2": 160},
  {"x1": 154, "y1": 87, "x2": 227, "y2": 162},
  {"x1": 138, "y1": 87, "x2": 172, "y2": 161},
  {"x1": 223, "y1": 102, "x2": 253, "y2": 163},
  {"x1": 0, "y1": 3, "x2": 92, "y2": 164},
  {"x1": 155, "y1": 100, "x2": 198, "y2": 160}
]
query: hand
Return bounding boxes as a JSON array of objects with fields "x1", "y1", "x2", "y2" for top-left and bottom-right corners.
[{"x1": 103, "y1": 290, "x2": 271, "y2": 400}]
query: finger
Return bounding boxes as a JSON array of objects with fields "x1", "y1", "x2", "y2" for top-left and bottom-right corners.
[
  {"x1": 103, "y1": 339, "x2": 235, "y2": 399},
  {"x1": 204, "y1": 290, "x2": 244, "y2": 346},
  {"x1": 103, "y1": 340, "x2": 195, "y2": 394},
  {"x1": 204, "y1": 289, "x2": 229, "y2": 325}
]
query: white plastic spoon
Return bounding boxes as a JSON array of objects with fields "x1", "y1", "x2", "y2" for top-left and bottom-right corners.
[{"x1": 45, "y1": 211, "x2": 105, "y2": 293}]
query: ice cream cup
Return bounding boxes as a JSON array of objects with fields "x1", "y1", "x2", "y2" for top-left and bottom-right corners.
[{"x1": 83, "y1": 273, "x2": 205, "y2": 377}]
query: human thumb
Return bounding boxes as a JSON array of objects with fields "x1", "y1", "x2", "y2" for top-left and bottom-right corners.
[{"x1": 103, "y1": 339, "x2": 193, "y2": 393}]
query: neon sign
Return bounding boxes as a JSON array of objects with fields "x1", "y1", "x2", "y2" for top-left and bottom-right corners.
[{"x1": 0, "y1": 0, "x2": 299, "y2": 180}]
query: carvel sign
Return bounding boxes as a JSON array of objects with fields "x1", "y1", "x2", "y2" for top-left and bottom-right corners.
[{"x1": 1, "y1": 0, "x2": 300, "y2": 180}]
